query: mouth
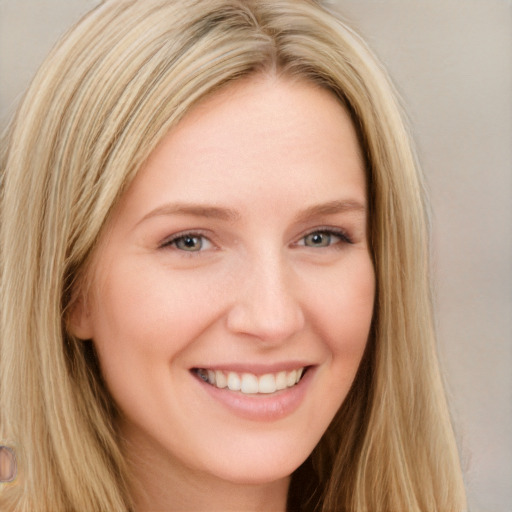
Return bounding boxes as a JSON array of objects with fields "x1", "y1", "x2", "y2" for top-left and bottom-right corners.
[{"x1": 192, "y1": 367, "x2": 308, "y2": 395}]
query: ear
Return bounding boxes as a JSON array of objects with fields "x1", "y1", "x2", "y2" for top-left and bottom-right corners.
[{"x1": 66, "y1": 292, "x2": 94, "y2": 340}]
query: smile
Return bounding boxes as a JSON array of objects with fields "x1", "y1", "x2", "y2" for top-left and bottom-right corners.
[{"x1": 193, "y1": 367, "x2": 306, "y2": 395}]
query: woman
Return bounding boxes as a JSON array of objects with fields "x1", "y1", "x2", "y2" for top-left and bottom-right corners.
[{"x1": 0, "y1": 0, "x2": 466, "y2": 510}]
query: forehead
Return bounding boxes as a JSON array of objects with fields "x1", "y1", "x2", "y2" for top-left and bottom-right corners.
[
  {"x1": 134, "y1": 77, "x2": 362, "y2": 192},
  {"x1": 168, "y1": 74, "x2": 361, "y2": 162},
  {"x1": 103, "y1": 74, "x2": 366, "y2": 237}
]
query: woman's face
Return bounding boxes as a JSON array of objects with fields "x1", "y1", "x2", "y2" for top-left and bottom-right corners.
[{"x1": 71, "y1": 76, "x2": 375, "y2": 486}]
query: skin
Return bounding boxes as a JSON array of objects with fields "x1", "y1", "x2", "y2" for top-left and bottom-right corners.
[{"x1": 70, "y1": 74, "x2": 375, "y2": 511}]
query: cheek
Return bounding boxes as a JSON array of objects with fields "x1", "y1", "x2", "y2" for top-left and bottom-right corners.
[
  {"x1": 304, "y1": 253, "x2": 375, "y2": 410},
  {"x1": 308, "y1": 255, "x2": 375, "y2": 354},
  {"x1": 88, "y1": 260, "x2": 228, "y2": 381}
]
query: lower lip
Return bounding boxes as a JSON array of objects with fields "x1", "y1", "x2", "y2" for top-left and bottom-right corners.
[{"x1": 193, "y1": 368, "x2": 314, "y2": 422}]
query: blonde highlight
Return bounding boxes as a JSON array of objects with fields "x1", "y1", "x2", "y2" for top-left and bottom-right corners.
[{"x1": 1, "y1": 1, "x2": 466, "y2": 510}]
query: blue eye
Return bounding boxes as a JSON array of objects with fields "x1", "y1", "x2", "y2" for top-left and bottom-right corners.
[
  {"x1": 174, "y1": 235, "x2": 203, "y2": 251},
  {"x1": 162, "y1": 233, "x2": 212, "y2": 252},
  {"x1": 299, "y1": 229, "x2": 351, "y2": 248},
  {"x1": 304, "y1": 232, "x2": 332, "y2": 247}
]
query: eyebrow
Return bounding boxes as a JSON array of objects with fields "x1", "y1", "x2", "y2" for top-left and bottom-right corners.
[
  {"x1": 139, "y1": 199, "x2": 366, "y2": 225},
  {"x1": 292, "y1": 199, "x2": 367, "y2": 224},
  {"x1": 138, "y1": 203, "x2": 241, "y2": 225}
]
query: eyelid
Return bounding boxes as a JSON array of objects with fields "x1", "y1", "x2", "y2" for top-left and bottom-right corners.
[
  {"x1": 158, "y1": 226, "x2": 353, "y2": 252},
  {"x1": 294, "y1": 227, "x2": 353, "y2": 247},
  {"x1": 159, "y1": 230, "x2": 214, "y2": 251}
]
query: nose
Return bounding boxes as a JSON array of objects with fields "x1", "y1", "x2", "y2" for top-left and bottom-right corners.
[{"x1": 226, "y1": 254, "x2": 306, "y2": 343}]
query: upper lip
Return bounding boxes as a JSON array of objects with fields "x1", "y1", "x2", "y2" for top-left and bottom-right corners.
[{"x1": 190, "y1": 361, "x2": 313, "y2": 376}]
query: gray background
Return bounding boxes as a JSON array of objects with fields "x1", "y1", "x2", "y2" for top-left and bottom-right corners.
[{"x1": 1, "y1": 1, "x2": 511, "y2": 510}]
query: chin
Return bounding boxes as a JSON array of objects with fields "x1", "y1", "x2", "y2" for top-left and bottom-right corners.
[{"x1": 191, "y1": 430, "x2": 316, "y2": 486}]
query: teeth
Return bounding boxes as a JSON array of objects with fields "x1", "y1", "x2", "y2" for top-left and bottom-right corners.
[
  {"x1": 286, "y1": 370, "x2": 297, "y2": 387},
  {"x1": 258, "y1": 374, "x2": 276, "y2": 394},
  {"x1": 197, "y1": 367, "x2": 306, "y2": 394},
  {"x1": 215, "y1": 370, "x2": 227, "y2": 388},
  {"x1": 227, "y1": 372, "x2": 241, "y2": 391},
  {"x1": 241, "y1": 373, "x2": 259, "y2": 394},
  {"x1": 276, "y1": 371, "x2": 287, "y2": 390}
]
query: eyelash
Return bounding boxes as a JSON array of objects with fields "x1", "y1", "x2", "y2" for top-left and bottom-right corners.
[
  {"x1": 159, "y1": 231, "x2": 212, "y2": 253},
  {"x1": 159, "y1": 227, "x2": 353, "y2": 253},
  {"x1": 295, "y1": 227, "x2": 353, "y2": 248}
]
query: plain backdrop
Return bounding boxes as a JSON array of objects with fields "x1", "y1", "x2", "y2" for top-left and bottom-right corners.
[{"x1": 1, "y1": 1, "x2": 511, "y2": 510}]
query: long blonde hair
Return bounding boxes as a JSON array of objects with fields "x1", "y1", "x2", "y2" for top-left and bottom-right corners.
[{"x1": 1, "y1": 1, "x2": 466, "y2": 510}]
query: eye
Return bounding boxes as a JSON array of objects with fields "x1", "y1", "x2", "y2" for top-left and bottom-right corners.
[
  {"x1": 297, "y1": 229, "x2": 352, "y2": 248},
  {"x1": 161, "y1": 233, "x2": 212, "y2": 252},
  {"x1": 304, "y1": 232, "x2": 332, "y2": 247}
]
